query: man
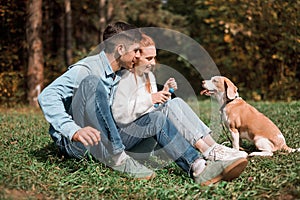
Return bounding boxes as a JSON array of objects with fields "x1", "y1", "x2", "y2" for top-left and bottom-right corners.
[{"x1": 38, "y1": 22, "x2": 155, "y2": 179}]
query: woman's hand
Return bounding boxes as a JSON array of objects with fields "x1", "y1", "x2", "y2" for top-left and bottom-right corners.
[
  {"x1": 151, "y1": 91, "x2": 172, "y2": 104},
  {"x1": 163, "y1": 78, "x2": 177, "y2": 91}
]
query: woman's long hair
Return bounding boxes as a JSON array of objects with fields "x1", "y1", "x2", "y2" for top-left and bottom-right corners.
[{"x1": 134, "y1": 33, "x2": 156, "y2": 93}]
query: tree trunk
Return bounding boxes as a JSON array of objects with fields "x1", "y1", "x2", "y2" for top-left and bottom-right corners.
[
  {"x1": 26, "y1": 0, "x2": 44, "y2": 107},
  {"x1": 65, "y1": 0, "x2": 73, "y2": 66},
  {"x1": 107, "y1": 0, "x2": 114, "y2": 22},
  {"x1": 99, "y1": 0, "x2": 106, "y2": 42}
]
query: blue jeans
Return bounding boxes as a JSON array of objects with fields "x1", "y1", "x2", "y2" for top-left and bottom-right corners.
[
  {"x1": 158, "y1": 97, "x2": 211, "y2": 146},
  {"x1": 119, "y1": 110, "x2": 201, "y2": 174},
  {"x1": 59, "y1": 76, "x2": 201, "y2": 175},
  {"x1": 57, "y1": 75, "x2": 124, "y2": 160}
]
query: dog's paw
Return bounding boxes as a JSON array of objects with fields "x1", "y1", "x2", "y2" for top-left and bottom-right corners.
[
  {"x1": 248, "y1": 151, "x2": 273, "y2": 157},
  {"x1": 292, "y1": 148, "x2": 300, "y2": 152}
]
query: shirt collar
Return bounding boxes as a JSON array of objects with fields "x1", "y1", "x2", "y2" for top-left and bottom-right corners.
[{"x1": 99, "y1": 51, "x2": 115, "y2": 77}]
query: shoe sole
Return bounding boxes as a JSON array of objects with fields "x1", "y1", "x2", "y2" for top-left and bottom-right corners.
[
  {"x1": 135, "y1": 172, "x2": 156, "y2": 180},
  {"x1": 200, "y1": 158, "x2": 248, "y2": 186},
  {"x1": 222, "y1": 158, "x2": 248, "y2": 181},
  {"x1": 201, "y1": 174, "x2": 223, "y2": 186}
]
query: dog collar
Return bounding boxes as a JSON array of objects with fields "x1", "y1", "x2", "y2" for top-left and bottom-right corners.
[{"x1": 219, "y1": 96, "x2": 240, "y2": 113}]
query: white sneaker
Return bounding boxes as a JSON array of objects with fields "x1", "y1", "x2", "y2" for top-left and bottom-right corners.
[{"x1": 204, "y1": 144, "x2": 248, "y2": 161}]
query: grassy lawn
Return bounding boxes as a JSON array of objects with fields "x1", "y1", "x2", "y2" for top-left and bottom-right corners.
[{"x1": 0, "y1": 101, "x2": 299, "y2": 199}]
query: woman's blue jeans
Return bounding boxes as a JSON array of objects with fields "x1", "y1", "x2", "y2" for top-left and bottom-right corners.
[{"x1": 119, "y1": 110, "x2": 201, "y2": 174}]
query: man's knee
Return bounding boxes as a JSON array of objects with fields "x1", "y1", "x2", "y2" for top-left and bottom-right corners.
[
  {"x1": 82, "y1": 75, "x2": 99, "y2": 89},
  {"x1": 78, "y1": 75, "x2": 99, "y2": 96}
]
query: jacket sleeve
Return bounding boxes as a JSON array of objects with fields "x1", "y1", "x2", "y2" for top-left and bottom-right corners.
[{"x1": 38, "y1": 65, "x2": 90, "y2": 141}]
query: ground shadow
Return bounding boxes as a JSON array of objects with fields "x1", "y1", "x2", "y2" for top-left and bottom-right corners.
[
  {"x1": 30, "y1": 142, "x2": 89, "y2": 172},
  {"x1": 31, "y1": 142, "x2": 61, "y2": 162},
  {"x1": 31, "y1": 142, "x2": 109, "y2": 165}
]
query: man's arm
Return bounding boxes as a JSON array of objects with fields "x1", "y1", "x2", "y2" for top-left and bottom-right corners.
[{"x1": 38, "y1": 65, "x2": 95, "y2": 143}]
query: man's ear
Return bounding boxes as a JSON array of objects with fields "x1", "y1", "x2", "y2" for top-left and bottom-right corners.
[
  {"x1": 224, "y1": 78, "x2": 238, "y2": 100},
  {"x1": 116, "y1": 44, "x2": 125, "y2": 56}
]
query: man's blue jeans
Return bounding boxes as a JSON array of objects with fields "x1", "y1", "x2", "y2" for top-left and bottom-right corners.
[
  {"x1": 69, "y1": 75, "x2": 125, "y2": 156},
  {"x1": 55, "y1": 75, "x2": 124, "y2": 161}
]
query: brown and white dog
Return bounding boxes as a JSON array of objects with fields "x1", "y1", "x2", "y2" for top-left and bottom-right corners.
[{"x1": 201, "y1": 76, "x2": 299, "y2": 156}]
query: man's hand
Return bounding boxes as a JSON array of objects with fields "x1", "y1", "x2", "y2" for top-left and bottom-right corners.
[{"x1": 72, "y1": 126, "x2": 101, "y2": 146}]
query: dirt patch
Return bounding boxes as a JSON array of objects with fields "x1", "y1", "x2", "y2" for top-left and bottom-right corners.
[{"x1": 1, "y1": 187, "x2": 49, "y2": 200}]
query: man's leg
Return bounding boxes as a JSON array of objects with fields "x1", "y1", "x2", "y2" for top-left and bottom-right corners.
[
  {"x1": 71, "y1": 75, "x2": 154, "y2": 179},
  {"x1": 71, "y1": 75, "x2": 125, "y2": 154},
  {"x1": 67, "y1": 75, "x2": 116, "y2": 162}
]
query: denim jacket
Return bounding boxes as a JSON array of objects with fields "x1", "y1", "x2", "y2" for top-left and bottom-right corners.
[{"x1": 38, "y1": 51, "x2": 121, "y2": 143}]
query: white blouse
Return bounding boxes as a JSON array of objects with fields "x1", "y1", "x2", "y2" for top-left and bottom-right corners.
[{"x1": 112, "y1": 70, "x2": 158, "y2": 126}]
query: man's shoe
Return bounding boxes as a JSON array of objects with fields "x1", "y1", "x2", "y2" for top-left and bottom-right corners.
[
  {"x1": 205, "y1": 144, "x2": 248, "y2": 161},
  {"x1": 111, "y1": 157, "x2": 156, "y2": 180},
  {"x1": 193, "y1": 160, "x2": 224, "y2": 186},
  {"x1": 221, "y1": 157, "x2": 248, "y2": 181}
]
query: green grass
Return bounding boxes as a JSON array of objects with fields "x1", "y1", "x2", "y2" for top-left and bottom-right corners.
[{"x1": 0, "y1": 101, "x2": 299, "y2": 199}]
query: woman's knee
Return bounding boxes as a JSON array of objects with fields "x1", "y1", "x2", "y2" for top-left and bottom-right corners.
[
  {"x1": 149, "y1": 111, "x2": 168, "y2": 126},
  {"x1": 168, "y1": 97, "x2": 185, "y2": 107},
  {"x1": 173, "y1": 97, "x2": 184, "y2": 103}
]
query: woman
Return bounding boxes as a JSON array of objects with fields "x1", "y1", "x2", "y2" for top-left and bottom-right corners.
[{"x1": 112, "y1": 33, "x2": 247, "y2": 161}]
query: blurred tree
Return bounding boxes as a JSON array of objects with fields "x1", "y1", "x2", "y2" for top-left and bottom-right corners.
[
  {"x1": 98, "y1": 0, "x2": 114, "y2": 42},
  {"x1": 99, "y1": 0, "x2": 106, "y2": 42},
  {"x1": 121, "y1": 0, "x2": 187, "y2": 31},
  {"x1": 1, "y1": 0, "x2": 299, "y2": 105},
  {"x1": 166, "y1": 0, "x2": 300, "y2": 101},
  {"x1": 26, "y1": 0, "x2": 44, "y2": 107},
  {"x1": 64, "y1": 0, "x2": 73, "y2": 66},
  {"x1": 0, "y1": 0, "x2": 27, "y2": 106}
]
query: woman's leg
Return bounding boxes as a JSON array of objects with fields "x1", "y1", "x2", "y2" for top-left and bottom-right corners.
[
  {"x1": 118, "y1": 110, "x2": 248, "y2": 185},
  {"x1": 119, "y1": 110, "x2": 201, "y2": 174},
  {"x1": 158, "y1": 98, "x2": 211, "y2": 148},
  {"x1": 158, "y1": 98, "x2": 247, "y2": 160}
]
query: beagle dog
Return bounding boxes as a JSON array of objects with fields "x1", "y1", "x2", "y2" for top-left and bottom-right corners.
[{"x1": 201, "y1": 76, "x2": 299, "y2": 156}]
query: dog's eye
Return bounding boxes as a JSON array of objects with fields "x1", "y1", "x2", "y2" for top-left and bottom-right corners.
[{"x1": 212, "y1": 79, "x2": 218, "y2": 83}]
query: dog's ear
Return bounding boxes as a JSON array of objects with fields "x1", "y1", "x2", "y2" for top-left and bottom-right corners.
[{"x1": 224, "y1": 78, "x2": 238, "y2": 100}]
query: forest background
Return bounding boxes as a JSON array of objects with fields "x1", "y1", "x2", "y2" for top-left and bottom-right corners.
[{"x1": 1, "y1": 0, "x2": 299, "y2": 107}]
